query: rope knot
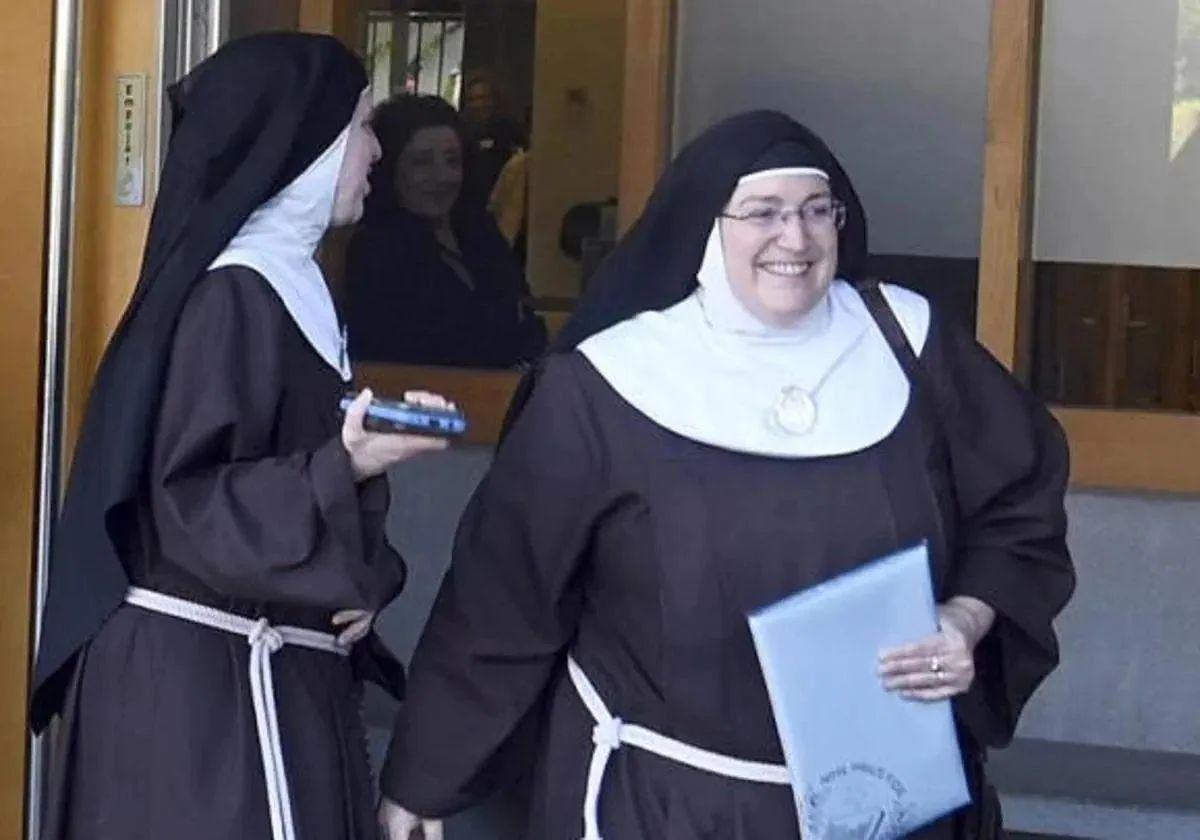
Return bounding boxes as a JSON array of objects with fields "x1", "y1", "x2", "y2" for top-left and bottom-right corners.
[
  {"x1": 592, "y1": 716, "x2": 623, "y2": 750},
  {"x1": 249, "y1": 618, "x2": 284, "y2": 653}
]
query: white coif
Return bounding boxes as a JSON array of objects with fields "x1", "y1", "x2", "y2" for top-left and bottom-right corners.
[
  {"x1": 578, "y1": 280, "x2": 931, "y2": 458},
  {"x1": 124, "y1": 587, "x2": 348, "y2": 840},
  {"x1": 567, "y1": 656, "x2": 793, "y2": 840}
]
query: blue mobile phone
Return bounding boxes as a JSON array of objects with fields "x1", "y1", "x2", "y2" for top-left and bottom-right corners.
[{"x1": 339, "y1": 392, "x2": 468, "y2": 438}]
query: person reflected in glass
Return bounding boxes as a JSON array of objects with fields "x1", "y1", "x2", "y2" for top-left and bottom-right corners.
[
  {"x1": 345, "y1": 94, "x2": 546, "y2": 368},
  {"x1": 460, "y1": 71, "x2": 527, "y2": 210}
]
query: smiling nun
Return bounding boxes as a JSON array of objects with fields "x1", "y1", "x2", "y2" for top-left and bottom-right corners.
[{"x1": 376, "y1": 110, "x2": 1074, "y2": 840}]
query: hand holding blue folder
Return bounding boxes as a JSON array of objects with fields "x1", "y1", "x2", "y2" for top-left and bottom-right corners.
[{"x1": 747, "y1": 543, "x2": 970, "y2": 839}]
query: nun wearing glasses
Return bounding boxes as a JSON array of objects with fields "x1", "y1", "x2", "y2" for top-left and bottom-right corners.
[{"x1": 378, "y1": 111, "x2": 1074, "y2": 839}]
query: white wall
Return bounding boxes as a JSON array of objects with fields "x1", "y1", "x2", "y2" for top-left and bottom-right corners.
[
  {"x1": 673, "y1": 0, "x2": 991, "y2": 258},
  {"x1": 1033, "y1": 0, "x2": 1200, "y2": 268}
]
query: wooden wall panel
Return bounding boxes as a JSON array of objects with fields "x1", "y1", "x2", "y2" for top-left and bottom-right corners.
[
  {"x1": 358, "y1": 364, "x2": 519, "y2": 445},
  {"x1": 1055, "y1": 408, "x2": 1200, "y2": 494},
  {"x1": 0, "y1": 1, "x2": 55, "y2": 834},
  {"x1": 299, "y1": 0, "x2": 360, "y2": 45},
  {"x1": 66, "y1": 0, "x2": 161, "y2": 455},
  {"x1": 526, "y1": 0, "x2": 627, "y2": 297}
]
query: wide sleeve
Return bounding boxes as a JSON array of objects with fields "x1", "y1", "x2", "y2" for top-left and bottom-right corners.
[
  {"x1": 380, "y1": 353, "x2": 608, "y2": 816},
  {"x1": 148, "y1": 269, "x2": 402, "y2": 612},
  {"x1": 925, "y1": 316, "x2": 1075, "y2": 748}
]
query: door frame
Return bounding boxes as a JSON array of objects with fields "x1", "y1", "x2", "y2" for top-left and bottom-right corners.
[
  {"x1": 16, "y1": 1, "x2": 679, "y2": 833},
  {"x1": 976, "y1": 0, "x2": 1200, "y2": 493},
  {"x1": 6, "y1": 1, "x2": 68, "y2": 838}
]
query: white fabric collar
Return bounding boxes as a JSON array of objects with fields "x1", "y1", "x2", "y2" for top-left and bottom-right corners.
[
  {"x1": 695, "y1": 223, "x2": 813, "y2": 338},
  {"x1": 698, "y1": 168, "x2": 831, "y2": 338},
  {"x1": 578, "y1": 280, "x2": 930, "y2": 458},
  {"x1": 209, "y1": 126, "x2": 352, "y2": 380}
]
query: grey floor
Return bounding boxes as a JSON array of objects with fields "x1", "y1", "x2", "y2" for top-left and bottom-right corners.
[
  {"x1": 989, "y1": 739, "x2": 1200, "y2": 813},
  {"x1": 992, "y1": 738, "x2": 1200, "y2": 839},
  {"x1": 367, "y1": 710, "x2": 1200, "y2": 839}
]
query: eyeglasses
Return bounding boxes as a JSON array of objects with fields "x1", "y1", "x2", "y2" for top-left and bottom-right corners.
[{"x1": 719, "y1": 198, "x2": 847, "y2": 232}]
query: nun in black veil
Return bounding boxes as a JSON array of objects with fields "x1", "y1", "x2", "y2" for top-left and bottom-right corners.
[
  {"x1": 378, "y1": 111, "x2": 1074, "y2": 839},
  {"x1": 31, "y1": 33, "x2": 451, "y2": 840}
]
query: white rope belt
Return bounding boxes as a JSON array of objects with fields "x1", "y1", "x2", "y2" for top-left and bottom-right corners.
[
  {"x1": 124, "y1": 586, "x2": 347, "y2": 840},
  {"x1": 567, "y1": 656, "x2": 791, "y2": 840}
]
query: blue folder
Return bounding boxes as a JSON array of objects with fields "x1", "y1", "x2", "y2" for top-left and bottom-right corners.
[{"x1": 747, "y1": 542, "x2": 970, "y2": 839}]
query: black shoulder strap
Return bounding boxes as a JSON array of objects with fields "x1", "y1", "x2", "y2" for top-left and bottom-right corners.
[
  {"x1": 856, "y1": 278, "x2": 920, "y2": 375},
  {"x1": 854, "y1": 278, "x2": 949, "y2": 466}
]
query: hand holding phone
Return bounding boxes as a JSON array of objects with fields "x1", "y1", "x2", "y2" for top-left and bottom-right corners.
[
  {"x1": 340, "y1": 389, "x2": 461, "y2": 481},
  {"x1": 338, "y1": 390, "x2": 468, "y2": 437}
]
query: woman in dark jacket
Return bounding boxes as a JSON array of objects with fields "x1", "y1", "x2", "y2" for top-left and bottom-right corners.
[{"x1": 346, "y1": 95, "x2": 546, "y2": 368}]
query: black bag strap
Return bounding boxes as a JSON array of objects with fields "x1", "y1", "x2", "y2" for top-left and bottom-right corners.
[
  {"x1": 854, "y1": 278, "x2": 949, "y2": 467},
  {"x1": 856, "y1": 282, "x2": 1000, "y2": 815}
]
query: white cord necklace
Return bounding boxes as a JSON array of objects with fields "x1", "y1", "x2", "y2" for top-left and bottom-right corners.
[
  {"x1": 767, "y1": 345, "x2": 857, "y2": 435},
  {"x1": 698, "y1": 292, "x2": 866, "y2": 437},
  {"x1": 764, "y1": 334, "x2": 863, "y2": 436},
  {"x1": 770, "y1": 385, "x2": 820, "y2": 435}
]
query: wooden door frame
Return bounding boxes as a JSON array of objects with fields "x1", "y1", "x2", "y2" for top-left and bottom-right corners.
[
  {"x1": 1, "y1": 2, "x2": 57, "y2": 838},
  {"x1": 11, "y1": 13, "x2": 679, "y2": 829},
  {"x1": 618, "y1": 0, "x2": 675, "y2": 232},
  {"x1": 976, "y1": 0, "x2": 1041, "y2": 378},
  {"x1": 977, "y1": 0, "x2": 1200, "y2": 493}
]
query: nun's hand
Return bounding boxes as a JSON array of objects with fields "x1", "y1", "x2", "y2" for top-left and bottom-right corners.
[
  {"x1": 331, "y1": 608, "x2": 374, "y2": 648},
  {"x1": 877, "y1": 596, "x2": 996, "y2": 702},
  {"x1": 378, "y1": 797, "x2": 443, "y2": 840},
  {"x1": 341, "y1": 389, "x2": 451, "y2": 481}
]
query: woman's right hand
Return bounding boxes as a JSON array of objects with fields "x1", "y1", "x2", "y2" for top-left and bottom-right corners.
[
  {"x1": 377, "y1": 797, "x2": 443, "y2": 840},
  {"x1": 341, "y1": 389, "x2": 451, "y2": 481}
]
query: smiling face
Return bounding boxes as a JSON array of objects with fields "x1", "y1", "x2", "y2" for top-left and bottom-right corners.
[
  {"x1": 330, "y1": 91, "x2": 382, "y2": 227},
  {"x1": 394, "y1": 125, "x2": 463, "y2": 222},
  {"x1": 718, "y1": 173, "x2": 840, "y2": 328}
]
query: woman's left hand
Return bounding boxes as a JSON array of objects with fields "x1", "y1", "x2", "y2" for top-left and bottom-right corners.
[
  {"x1": 332, "y1": 608, "x2": 375, "y2": 648},
  {"x1": 877, "y1": 597, "x2": 995, "y2": 702}
]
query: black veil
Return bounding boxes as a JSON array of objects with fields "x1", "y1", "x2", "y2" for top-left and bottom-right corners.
[{"x1": 503, "y1": 110, "x2": 868, "y2": 433}]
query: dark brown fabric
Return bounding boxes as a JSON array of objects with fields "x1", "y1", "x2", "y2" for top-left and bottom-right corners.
[
  {"x1": 382, "y1": 310, "x2": 1072, "y2": 838},
  {"x1": 42, "y1": 268, "x2": 405, "y2": 839}
]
